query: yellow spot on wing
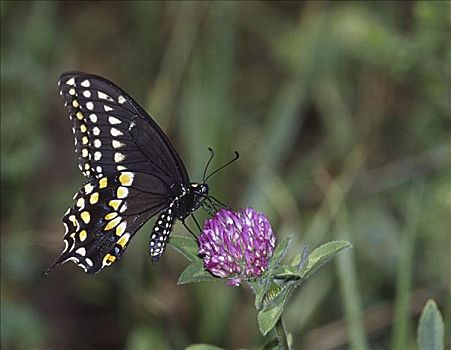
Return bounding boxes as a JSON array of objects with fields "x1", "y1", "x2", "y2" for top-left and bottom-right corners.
[
  {"x1": 66, "y1": 77, "x2": 75, "y2": 86},
  {"x1": 72, "y1": 99, "x2": 80, "y2": 108},
  {"x1": 116, "y1": 222, "x2": 126, "y2": 236},
  {"x1": 117, "y1": 233, "x2": 130, "y2": 247},
  {"x1": 119, "y1": 172, "x2": 134, "y2": 186},
  {"x1": 103, "y1": 253, "x2": 116, "y2": 266},
  {"x1": 117, "y1": 187, "x2": 128, "y2": 199},
  {"x1": 109, "y1": 200, "x2": 121, "y2": 210},
  {"x1": 89, "y1": 192, "x2": 99, "y2": 204},
  {"x1": 76, "y1": 111, "x2": 84, "y2": 120},
  {"x1": 105, "y1": 212, "x2": 118, "y2": 220},
  {"x1": 82, "y1": 136, "x2": 88, "y2": 145},
  {"x1": 79, "y1": 230, "x2": 87, "y2": 242},
  {"x1": 104, "y1": 216, "x2": 121, "y2": 231},
  {"x1": 80, "y1": 124, "x2": 87, "y2": 133},
  {"x1": 80, "y1": 211, "x2": 91, "y2": 224},
  {"x1": 99, "y1": 177, "x2": 108, "y2": 189}
]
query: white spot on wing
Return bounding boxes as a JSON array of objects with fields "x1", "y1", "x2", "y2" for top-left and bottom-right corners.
[
  {"x1": 65, "y1": 256, "x2": 79, "y2": 264},
  {"x1": 94, "y1": 139, "x2": 102, "y2": 148},
  {"x1": 110, "y1": 128, "x2": 123, "y2": 137},
  {"x1": 119, "y1": 202, "x2": 127, "y2": 213},
  {"x1": 75, "y1": 247, "x2": 86, "y2": 256},
  {"x1": 98, "y1": 91, "x2": 109, "y2": 100},
  {"x1": 104, "y1": 105, "x2": 113, "y2": 112},
  {"x1": 98, "y1": 92, "x2": 115, "y2": 102},
  {"x1": 84, "y1": 183, "x2": 94, "y2": 194},
  {"x1": 112, "y1": 140, "x2": 125, "y2": 149},
  {"x1": 83, "y1": 90, "x2": 91, "y2": 98},
  {"x1": 62, "y1": 239, "x2": 69, "y2": 253},
  {"x1": 114, "y1": 153, "x2": 125, "y2": 162},
  {"x1": 89, "y1": 114, "x2": 97, "y2": 123},
  {"x1": 86, "y1": 102, "x2": 94, "y2": 110},
  {"x1": 118, "y1": 95, "x2": 126, "y2": 104},
  {"x1": 94, "y1": 151, "x2": 102, "y2": 161},
  {"x1": 108, "y1": 116, "x2": 121, "y2": 125},
  {"x1": 81, "y1": 79, "x2": 90, "y2": 87}
]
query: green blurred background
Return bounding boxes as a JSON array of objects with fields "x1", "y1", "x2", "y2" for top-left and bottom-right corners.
[{"x1": 1, "y1": 1, "x2": 450, "y2": 349}]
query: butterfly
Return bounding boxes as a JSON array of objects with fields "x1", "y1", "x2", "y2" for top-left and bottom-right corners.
[{"x1": 47, "y1": 72, "x2": 237, "y2": 274}]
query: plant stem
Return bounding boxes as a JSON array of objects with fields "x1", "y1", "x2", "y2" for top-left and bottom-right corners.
[{"x1": 275, "y1": 317, "x2": 289, "y2": 350}]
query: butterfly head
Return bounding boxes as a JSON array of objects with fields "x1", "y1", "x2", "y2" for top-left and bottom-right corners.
[
  {"x1": 190, "y1": 182, "x2": 209, "y2": 197},
  {"x1": 190, "y1": 182, "x2": 209, "y2": 210}
]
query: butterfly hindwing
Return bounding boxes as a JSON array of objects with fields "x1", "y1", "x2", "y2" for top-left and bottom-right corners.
[{"x1": 47, "y1": 171, "x2": 170, "y2": 273}]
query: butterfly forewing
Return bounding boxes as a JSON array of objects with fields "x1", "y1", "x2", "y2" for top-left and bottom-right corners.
[{"x1": 58, "y1": 72, "x2": 189, "y2": 185}]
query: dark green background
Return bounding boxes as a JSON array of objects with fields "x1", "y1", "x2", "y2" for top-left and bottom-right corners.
[{"x1": 1, "y1": 1, "x2": 450, "y2": 349}]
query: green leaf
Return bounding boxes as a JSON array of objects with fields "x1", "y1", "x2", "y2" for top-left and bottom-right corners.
[
  {"x1": 178, "y1": 262, "x2": 217, "y2": 285},
  {"x1": 417, "y1": 300, "x2": 444, "y2": 350},
  {"x1": 258, "y1": 302, "x2": 285, "y2": 337},
  {"x1": 273, "y1": 265, "x2": 302, "y2": 281},
  {"x1": 269, "y1": 236, "x2": 292, "y2": 269},
  {"x1": 169, "y1": 235, "x2": 200, "y2": 261},
  {"x1": 289, "y1": 245, "x2": 309, "y2": 269},
  {"x1": 257, "y1": 281, "x2": 298, "y2": 336},
  {"x1": 250, "y1": 277, "x2": 271, "y2": 310},
  {"x1": 300, "y1": 240, "x2": 351, "y2": 280},
  {"x1": 185, "y1": 344, "x2": 224, "y2": 350},
  {"x1": 257, "y1": 241, "x2": 351, "y2": 336}
]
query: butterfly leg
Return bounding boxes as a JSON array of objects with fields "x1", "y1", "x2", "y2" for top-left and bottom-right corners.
[
  {"x1": 208, "y1": 195, "x2": 231, "y2": 210},
  {"x1": 182, "y1": 220, "x2": 198, "y2": 240},
  {"x1": 191, "y1": 214, "x2": 202, "y2": 233},
  {"x1": 201, "y1": 201, "x2": 216, "y2": 216}
]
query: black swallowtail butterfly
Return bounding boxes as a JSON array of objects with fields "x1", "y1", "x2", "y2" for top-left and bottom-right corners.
[{"x1": 47, "y1": 72, "x2": 236, "y2": 274}]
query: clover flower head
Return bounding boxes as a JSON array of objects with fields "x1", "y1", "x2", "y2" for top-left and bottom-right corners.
[{"x1": 198, "y1": 208, "x2": 276, "y2": 287}]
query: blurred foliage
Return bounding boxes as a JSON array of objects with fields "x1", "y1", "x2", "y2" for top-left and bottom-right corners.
[{"x1": 1, "y1": 1, "x2": 450, "y2": 349}]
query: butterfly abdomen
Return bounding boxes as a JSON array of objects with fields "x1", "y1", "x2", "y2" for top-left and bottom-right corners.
[{"x1": 149, "y1": 204, "x2": 176, "y2": 262}]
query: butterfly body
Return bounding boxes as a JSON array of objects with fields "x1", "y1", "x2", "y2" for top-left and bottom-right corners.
[
  {"x1": 149, "y1": 182, "x2": 208, "y2": 261},
  {"x1": 47, "y1": 72, "x2": 210, "y2": 274}
]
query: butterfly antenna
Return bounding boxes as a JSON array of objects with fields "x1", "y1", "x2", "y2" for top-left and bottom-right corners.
[
  {"x1": 204, "y1": 151, "x2": 240, "y2": 183},
  {"x1": 202, "y1": 147, "x2": 215, "y2": 182}
]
